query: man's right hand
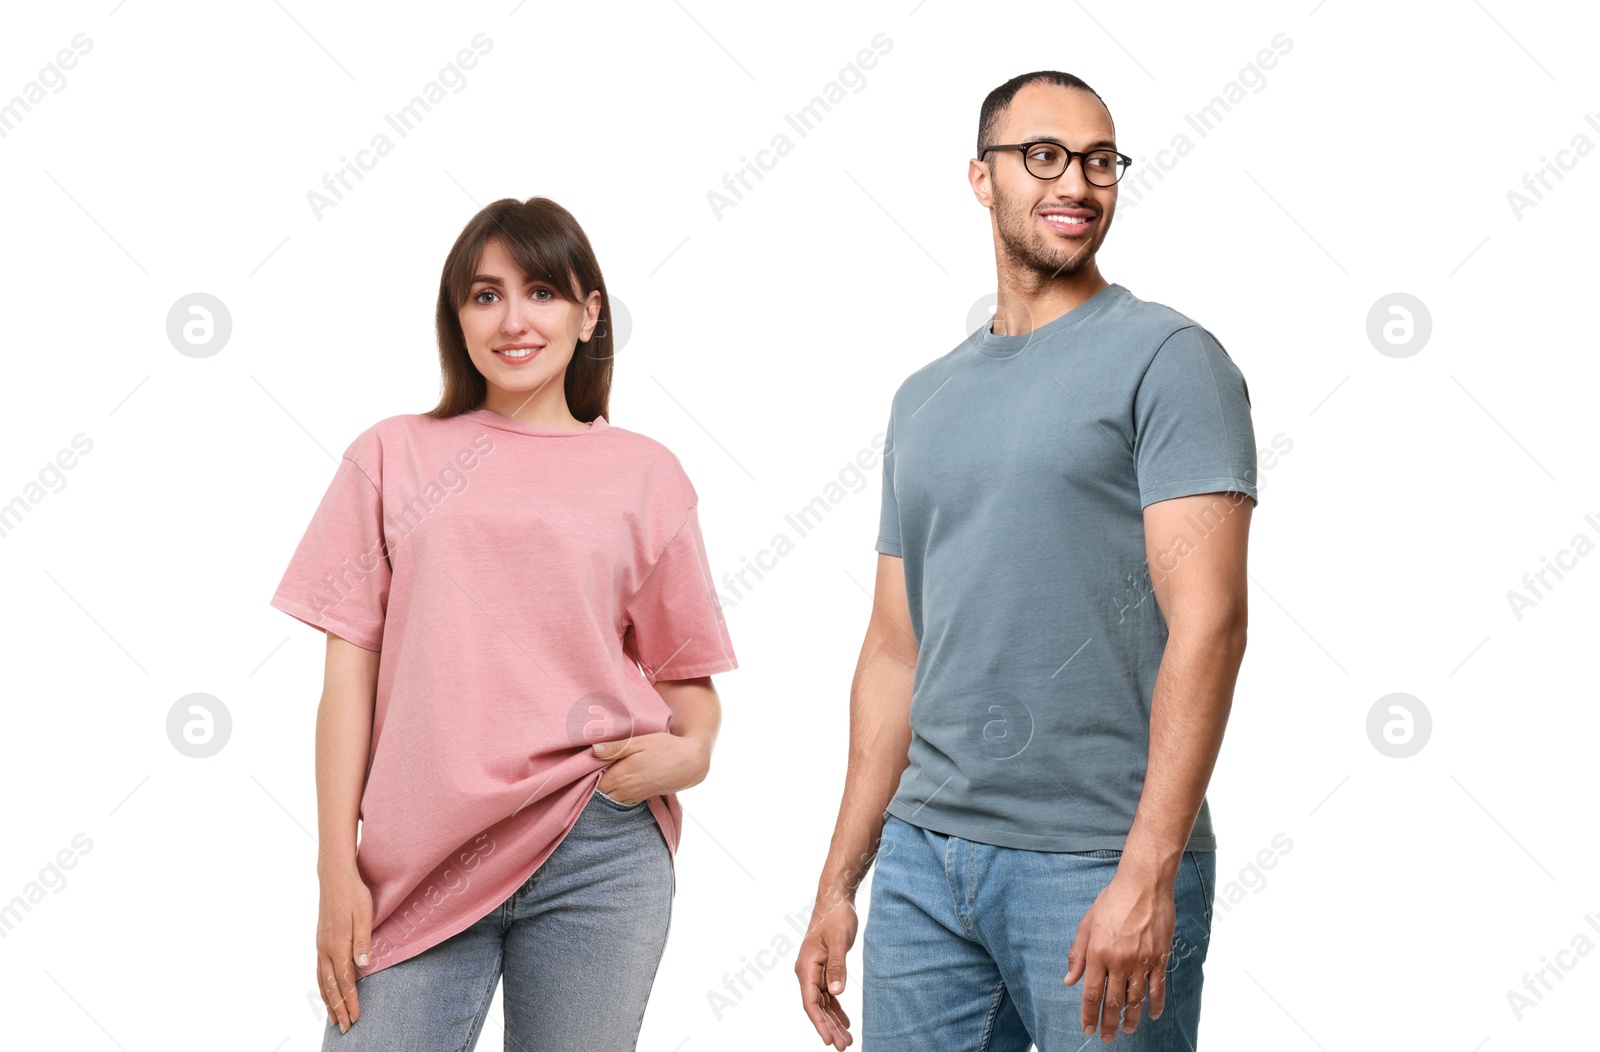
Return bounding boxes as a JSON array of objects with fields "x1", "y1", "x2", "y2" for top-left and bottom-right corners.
[
  {"x1": 795, "y1": 552, "x2": 914, "y2": 1048},
  {"x1": 796, "y1": 894, "x2": 859, "y2": 1049},
  {"x1": 316, "y1": 866, "x2": 374, "y2": 1034}
]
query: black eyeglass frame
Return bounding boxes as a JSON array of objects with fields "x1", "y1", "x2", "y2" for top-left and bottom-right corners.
[{"x1": 977, "y1": 142, "x2": 1134, "y2": 186}]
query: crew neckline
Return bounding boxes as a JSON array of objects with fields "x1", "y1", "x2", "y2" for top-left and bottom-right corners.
[
  {"x1": 463, "y1": 407, "x2": 611, "y2": 437},
  {"x1": 977, "y1": 282, "x2": 1125, "y2": 359}
]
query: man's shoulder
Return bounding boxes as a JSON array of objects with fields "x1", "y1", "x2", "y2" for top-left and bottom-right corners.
[
  {"x1": 887, "y1": 326, "x2": 984, "y2": 410},
  {"x1": 1096, "y1": 284, "x2": 1209, "y2": 347}
]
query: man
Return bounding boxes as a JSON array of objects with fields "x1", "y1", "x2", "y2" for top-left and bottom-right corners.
[{"x1": 795, "y1": 71, "x2": 1258, "y2": 1050}]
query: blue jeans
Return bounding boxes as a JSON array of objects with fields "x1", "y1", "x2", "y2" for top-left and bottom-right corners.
[
  {"x1": 322, "y1": 788, "x2": 673, "y2": 1051},
  {"x1": 863, "y1": 813, "x2": 1215, "y2": 1050}
]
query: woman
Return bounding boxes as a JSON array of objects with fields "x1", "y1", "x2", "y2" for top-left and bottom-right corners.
[{"x1": 269, "y1": 196, "x2": 738, "y2": 1049}]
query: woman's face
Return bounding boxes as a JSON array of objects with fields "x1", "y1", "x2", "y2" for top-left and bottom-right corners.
[{"x1": 459, "y1": 238, "x2": 600, "y2": 409}]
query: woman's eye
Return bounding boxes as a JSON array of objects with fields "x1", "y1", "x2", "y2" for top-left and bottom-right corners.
[{"x1": 471, "y1": 287, "x2": 551, "y2": 304}]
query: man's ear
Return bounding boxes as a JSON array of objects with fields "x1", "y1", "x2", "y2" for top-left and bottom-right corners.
[{"x1": 969, "y1": 157, "x2": 995, "y2": 207}]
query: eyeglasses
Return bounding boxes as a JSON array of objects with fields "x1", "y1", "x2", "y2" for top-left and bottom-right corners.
[{"x1": 978, "y1": 142, "x2": 1133, "y2": 186}]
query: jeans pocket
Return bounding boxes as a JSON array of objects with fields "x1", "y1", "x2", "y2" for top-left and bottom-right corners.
[
  {"x1": 1185, "y1": 851, "x2": 1215, "y2": 931},
  {"x1": 593, "y1": 786, "x2": 646, "y2": 811}
]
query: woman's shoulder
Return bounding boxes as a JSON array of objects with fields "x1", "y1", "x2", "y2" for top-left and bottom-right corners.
[
  {"x1": 601, "y1": 422, "x2": 677, "y2": 459},
  {"x1": 333, "y1": 411, "x2": 454, "y2": 469},
  {"x1": 363, "y1": 409, "x2": 493, "y2": 442},
  {"x1": 600, "y1": 425, "x2": 699, "y2": 504}
]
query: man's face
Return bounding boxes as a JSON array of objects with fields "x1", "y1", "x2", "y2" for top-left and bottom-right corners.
[{"x1": 978, "y1": 83, "x2": 1119, "y2": 280}]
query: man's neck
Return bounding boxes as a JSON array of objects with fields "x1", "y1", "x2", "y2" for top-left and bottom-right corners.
[{"x1": 990, "y1": 266, "x2": 1110, "y2": 337}]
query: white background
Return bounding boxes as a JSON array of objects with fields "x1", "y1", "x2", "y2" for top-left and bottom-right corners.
[{"x1": 1, "y1": 0, "x2": 1595, "y2": 1048}]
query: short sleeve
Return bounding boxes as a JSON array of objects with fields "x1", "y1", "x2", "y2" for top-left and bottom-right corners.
[
  {"x1": 874, "y1": 403, "x2": 902, "y2": 556},
  {"x1": 269, "y1": 451, "x2": 391, "y2": 652},
  {"x1": 622, "y1": 503, "x2": 738, "y2": 684},
  {"x1": 1133, "y1": 325, "x2": 1260, "y2": 509}
]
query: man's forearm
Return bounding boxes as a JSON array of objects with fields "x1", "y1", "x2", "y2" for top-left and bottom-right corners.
[
  {"x1": 1121, "y1": 619, "x2": 1246, "y2": 888},
  {"x1": 816, "y1": 647, "x2": 916, "y2": 903}
]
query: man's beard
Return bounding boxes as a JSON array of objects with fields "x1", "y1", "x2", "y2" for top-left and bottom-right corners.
[{"x1": 995, "y1": 186, "x2": 1100, "y2": 279}]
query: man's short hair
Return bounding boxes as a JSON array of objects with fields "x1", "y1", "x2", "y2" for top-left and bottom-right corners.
[{"x1": 977, "y1": 71, "x2": 1112, "y2": 160}]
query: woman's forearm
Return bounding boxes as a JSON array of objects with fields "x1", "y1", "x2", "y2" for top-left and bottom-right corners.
[
  {"x1": 653, "y1": 675, "x2": 722, "y2": 764},
  {"x1": 315, "y1": 634, "x2": 379, "y2": 878}
]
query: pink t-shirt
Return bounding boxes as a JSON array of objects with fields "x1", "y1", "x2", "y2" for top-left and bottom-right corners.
[{"x1": 269, "y1": 407, "x2": 738, "y2": 978}]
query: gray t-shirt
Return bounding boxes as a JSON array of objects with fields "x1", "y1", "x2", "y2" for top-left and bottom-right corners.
[{"x1": 876, "y1": 282, "x2": 1258, "y2": 852}]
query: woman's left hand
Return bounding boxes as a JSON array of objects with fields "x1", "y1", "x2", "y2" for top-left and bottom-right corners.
[{"x1": 592, "y1": 732, "x2": 711, "y2": 805}]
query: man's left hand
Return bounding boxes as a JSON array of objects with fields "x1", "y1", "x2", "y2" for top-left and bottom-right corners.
[{"x1": 1062, "y1": 869, "x2": 1176, "y2": 1042}]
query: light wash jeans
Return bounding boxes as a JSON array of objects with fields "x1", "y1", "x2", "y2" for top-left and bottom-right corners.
[
  {"x1": 863, "y1": 812, "x2": 1215, "y2": 1051},
  {"x1": 321, "y1": 787, "x2": 673, "y2": 1051}
]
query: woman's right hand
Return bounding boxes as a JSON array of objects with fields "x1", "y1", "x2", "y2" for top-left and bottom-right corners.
[{"x1": 316, "y1": 864, "x2": 374, "y2": 1033}]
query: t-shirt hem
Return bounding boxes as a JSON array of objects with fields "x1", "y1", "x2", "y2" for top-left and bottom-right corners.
[
  {"x1": 269, "y1": 593, "x2": 383, "y2": 652},
  {"x1": 358, "y1": 783, "x2": 596, "y2": 980},
  {"x1": 1139, "y1": 477, "x2": 1259, "y2": 510},
  {"x1": 875, "y1": 537, "x2": 903, "y2": 556},
  {"x1": 646, "y1": 656, "x2": 738, "y2": 684},
  {"x1": 355, "y1": 904, "x2": 482, "y2": 982},
  {"x1": 885, "y1": 801, "x2": 1217, "y2": 853}
]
